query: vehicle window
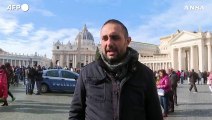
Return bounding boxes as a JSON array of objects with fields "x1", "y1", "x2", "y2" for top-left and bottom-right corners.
[
  {"x1": 61, "y1": 71, "x2": 76, "y2": 79},
  {"x1": 46, "y1": 70, "x2": 59, "y2": 77}
]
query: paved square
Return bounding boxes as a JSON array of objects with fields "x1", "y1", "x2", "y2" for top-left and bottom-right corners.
[
  {"x1": 0, "y1": 83, "x2": 212, "y2": 120},
  {"x1": 167, "y1": 84, "x2": 212, "y2": 120}
]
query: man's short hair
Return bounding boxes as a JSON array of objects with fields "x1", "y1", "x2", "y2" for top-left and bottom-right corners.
[{"x1": 102, "y1": 19, "x2": 129, "y2": 38}]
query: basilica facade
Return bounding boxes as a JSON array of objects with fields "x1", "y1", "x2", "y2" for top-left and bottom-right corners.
[
  {"x1": 52, "y1": 25, "x2": 96, "y2": 69},
  {"x1": 52, "y1": 25, "x2": 212, "y2": 72},
  {"x1": 141, "y1": 30, "x2": 212, "y2": 72}
]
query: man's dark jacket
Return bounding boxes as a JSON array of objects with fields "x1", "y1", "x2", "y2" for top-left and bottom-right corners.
[
  {"x1": 169, "y1": 71, "x2": 179, "y2": 87},
  {"x1": 69, "y1": 59, "x2": 163, "y2": 120},
  {"x1": 189, "y1": 72, "x2": 199, "y2": 83}
]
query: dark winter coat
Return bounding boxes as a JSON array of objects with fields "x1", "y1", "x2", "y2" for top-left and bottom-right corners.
[
  {"x1": 69, "y1": 59, "x2": 163, "y2": 120},
  {"x1": 189, "y1": 72, "x2": 199, "y2": 83},
  {"x1": 169, "y1": 71, "x2": 179, "y2": 87}
]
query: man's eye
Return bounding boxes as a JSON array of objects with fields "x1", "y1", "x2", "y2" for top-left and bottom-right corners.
[
  {"x1": 111, "y1": 35, "x2": 120, "y2": 40},
  {"x1": 102, "y1": 36, "x2": 108, "y2": 41}
]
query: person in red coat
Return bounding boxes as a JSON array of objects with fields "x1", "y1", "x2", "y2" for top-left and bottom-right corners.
[{"x1": 0, "y1": 65, "x2": 8, "y2": 106}]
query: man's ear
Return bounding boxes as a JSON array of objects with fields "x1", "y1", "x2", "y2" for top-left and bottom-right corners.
[{"x1": 126, "y1": 37, "x2": 131, "y2": 45}]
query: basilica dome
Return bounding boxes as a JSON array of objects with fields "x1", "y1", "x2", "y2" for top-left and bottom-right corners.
[{"x1": 75, "y1": 24, "x2": 95, "y2": 46}]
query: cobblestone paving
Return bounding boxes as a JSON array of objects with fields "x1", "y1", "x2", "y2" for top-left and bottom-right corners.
[
  {"x1": 166, "y1": 84, "x2": 212, "y2": 120},
  {"x1": 0, "y1": 84, "x2": 73, "y2": 120},
  {"x1": 1, "y1": 83, "x2": 212, "y2": 120}
]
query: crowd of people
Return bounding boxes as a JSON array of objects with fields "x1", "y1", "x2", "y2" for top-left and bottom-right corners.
[
  {"x1": 155, "y1": 68, "x2": 212, "y2": 117},
  {"x1": 0, "y1": 63, "x2": 46, "y2": 106}
]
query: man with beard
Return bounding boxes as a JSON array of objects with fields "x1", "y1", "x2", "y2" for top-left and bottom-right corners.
[{"x1": 69, "y1": 19, "x2": 163, "y2": 120}]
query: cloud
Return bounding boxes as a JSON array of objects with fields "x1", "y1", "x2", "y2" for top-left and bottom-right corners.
[
  {"x1": 130, "y1": 0, "x2": 212, "y2": 44},
  {"x1": 0, "y1": 0, "x2": 56, "y2": 59},
  {"x1": 1, "y1": 28, "x2": 80, "y2": 59},
  {"x1": 0, "y1": 0, "x2": 19, "y2": 35},
  {"x1": 0, "y1": 18, "x2": 18, "y2": 35},
  {"x1": 19, "y1": 23, "x2": 34, "y2": 36}
]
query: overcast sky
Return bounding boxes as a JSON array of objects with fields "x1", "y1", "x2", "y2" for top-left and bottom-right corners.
[{"x1": 0, "y1": 0, "x2": 211, "y2": 58}]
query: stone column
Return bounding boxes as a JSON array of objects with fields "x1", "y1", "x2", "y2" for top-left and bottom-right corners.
[
  {"x1": 171, "y1": 48, "x2": 176, "y2": 69},
  {"x1": 198, "y1": 44, "x2": 205, "y2": 72},
  {"x1": 60, "y1": 54, "x2": 64, "y2": 68},
  {"x1": 89, "y1": 55, "x2": 91, "y2": 63},
  {"x1": 163, "y1": 62, "x2": 165, "y2": 69},
  {"x1": 208, "y1": 45, "x2": 212, "y2": 72},
  {"x1": 52, "y1": 54, "x2": 56, "y2": 67},
  {"x1": 19, "y1": 60, "x2": 20, "y2": 66},
  {"x1": 153, "y1": 63, "x2": 155, "y2": 71},
  {"x1": 166, "y1": 62, "x2": 168, "y2": 69},
  {"x1": 66, "y1": 55, "x2": 69, "y2": 68},
  {"x1": 91, "y1": 55, "x2": 93, "y2": 62},
  {"x1": 162, "y1": 63, "x2": 164, "y2": 69},
  {"x1": 84, "y1": 55, "x2": 86, "y2": 65},
  {"x1": 190, "y1": 46, "x2": 194, "y2": 70},
  {"x1": 187, "y1": 51, "x2": 190, "y2": 70},
  {"x1": 15, "y1": 60, "x2": 16, "y2": 66},
  {"x1": 72, "y1": 55, "x2": 74, "y2": 68},
  {"x1": 74, "y1": 55, "x2": 76, "y2": 68},
  {"x1": 178, "y1": 48, "x2": 182, "y2": 71},
  {"x1": 75, "y1": 54, "x2": 77, "y2": 68}
]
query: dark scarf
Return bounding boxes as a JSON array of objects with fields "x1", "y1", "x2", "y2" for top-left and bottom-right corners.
[{"x1": 100, "y1": 47, "x2": 138, "y2": 80}]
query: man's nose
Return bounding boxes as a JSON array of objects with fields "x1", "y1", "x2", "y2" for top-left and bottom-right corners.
[{"x1": 106, "y1": 38, "x2": 114, "y2": 46}]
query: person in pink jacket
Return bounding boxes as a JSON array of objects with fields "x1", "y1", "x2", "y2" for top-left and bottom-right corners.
[
  {"x1": 157, "y1": 69, "x2": 171, "y2": 117},
  {"x1": 207, "y1": 71, "x2": 212, "y2": 92},
  {"x1": 0, "y1": 65, "x2": 8, "y2": 106}
]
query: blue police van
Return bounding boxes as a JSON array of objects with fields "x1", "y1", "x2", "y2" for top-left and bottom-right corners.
[{"x1": 41, "y1": 69, "x2": 79, "y2": 93}]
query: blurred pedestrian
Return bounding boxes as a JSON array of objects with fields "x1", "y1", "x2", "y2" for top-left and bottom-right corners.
[
  {"x1": 35, "y1": 65, "x2": 43, "y2": 95},
  {"x1": 5, "y1": 63, "x2": 16, "y2": 102},
  {"x1": 157, "y1": 69, "x2": 172, "y2": 117},
  {"x1": 0, "y1": 65, "x2": 8, "y2": 106},
  {"x1": 197, "y1": 70, "x2": 203, "y2": 85},
  {"x1": 207, "y1": 71, "x2": 212, "y2": 93},
  {"x1": 168, "y1": 69, "x2": 179, "y2": 112},
  {"x1": 189, "y1": 69, "x2": 199, "y2": 93},
  {"x1": 180, "y1": 70, "x2": 185, "y2": 84},
  {"x1": 202, "y1": 71, "x2": 208, "y2": 84}
]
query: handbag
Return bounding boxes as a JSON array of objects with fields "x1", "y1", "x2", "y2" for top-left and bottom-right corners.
[{"x1": 157, "y1": 89, "x2": 165, "y2": 96}]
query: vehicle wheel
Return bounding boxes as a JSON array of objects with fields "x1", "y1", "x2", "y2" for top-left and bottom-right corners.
[{"x1": 41, "y1": 84, "x2": 48, "y2": 93}]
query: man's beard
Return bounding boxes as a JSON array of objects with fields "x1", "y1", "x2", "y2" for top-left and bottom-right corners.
[{"x1": 102, "y1": 51, "x2": 126, "y2": 65}]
